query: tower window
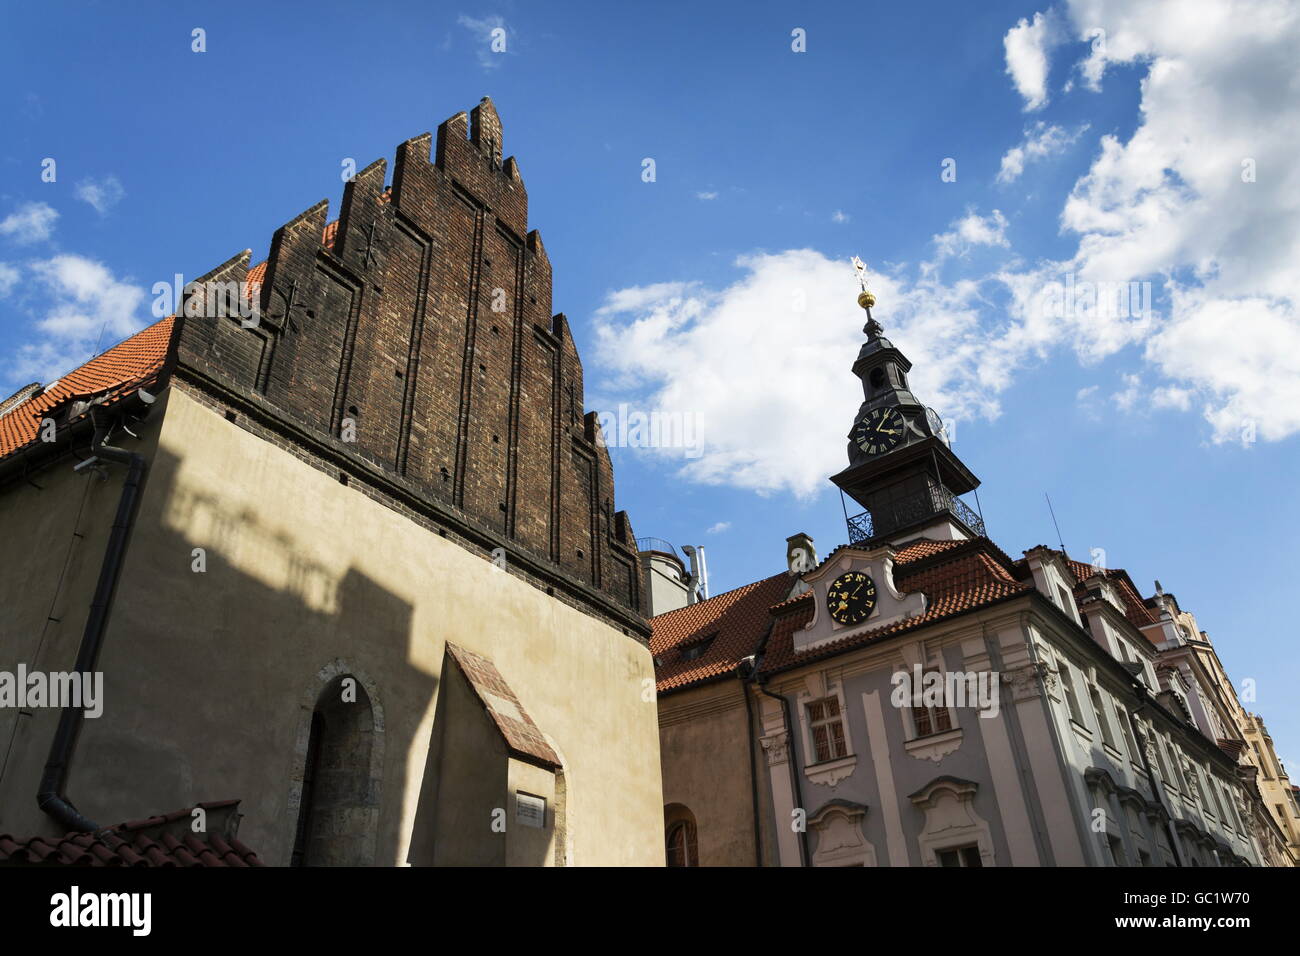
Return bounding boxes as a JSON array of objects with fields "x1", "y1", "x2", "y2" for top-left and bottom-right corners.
[{"x1": 869, "y1": 367, "x2": 886, "y2": 390}]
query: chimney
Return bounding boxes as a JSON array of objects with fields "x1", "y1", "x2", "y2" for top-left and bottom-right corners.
[
  {"x1": 681, "y1": 546, "x2": 709, "y2": 602},
  {"x1": 786, "y1": 532, "x2": 817, "y2": 576}
]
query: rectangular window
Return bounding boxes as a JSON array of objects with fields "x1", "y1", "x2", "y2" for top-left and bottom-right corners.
[
  {"x1": 1058, "y1": 661, "x2": 1085, "y2": 724},
  {"x1": 807, "y1": 696, "x2": 848, "y2": 763},
  {"x1": 1089, "y1": 686, "x2": 1117, "y2": 749},
  {"x1": 937, "y1": 844, "x2": 983, "y2": 867},
  {"x1": 1108, "y1": 837, "x2": 1126, "y2": 867},
  {"x1": 1116, "y1": 706, "x2": 1138, "y2": 758}
]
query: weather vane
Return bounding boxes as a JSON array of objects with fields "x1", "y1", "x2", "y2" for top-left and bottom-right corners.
[{"x1": 850, "y1": 255, "x2": 882, "y2": 337}]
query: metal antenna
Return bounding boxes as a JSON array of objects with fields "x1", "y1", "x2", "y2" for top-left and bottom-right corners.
[{"x1": 1045, "y1": 493, "x2": 1066, "y2": 554}]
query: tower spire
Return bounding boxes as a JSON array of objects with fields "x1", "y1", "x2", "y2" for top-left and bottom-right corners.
[{"x1": 850, "y1": 256, "x2": 883, "y2": 339}]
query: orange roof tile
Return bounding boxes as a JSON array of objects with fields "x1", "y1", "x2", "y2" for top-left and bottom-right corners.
[
  {"x1": 0, "y1": 317, "x2": 175, "y2": 461},
  {"x1": 652, "y1": 538, "x2": 1034, "y2": 692},
  {"x1": 1063, "y1": 556, "x2": 1158, "y2": 630},
  {"x1": 0, "y1": 800, "x2": 263, "y2": 867},
  {"x1": 652, "y1": 573, "x2": 795, "y2": 692},
  {"x1": 760, "y1": 545, "x2": 1030, "y2": 673}
]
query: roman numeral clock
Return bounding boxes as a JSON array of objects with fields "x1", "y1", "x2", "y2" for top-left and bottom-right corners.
[
  {"x1": 830, "y1": 257, "x2": 984, "y2": 548},
  {"x1": 851, "y1": 405, "x2": 906, "y2": 457}
]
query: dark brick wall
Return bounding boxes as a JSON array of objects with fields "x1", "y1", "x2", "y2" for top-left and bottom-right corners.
[{"x1": 174, "y1": 97, "x2": 644, "y2": 618}]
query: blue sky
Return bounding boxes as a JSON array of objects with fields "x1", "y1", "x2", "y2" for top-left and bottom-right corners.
[{"x1": 2, "y1": 1, "x2": 1298, "y2": 765}]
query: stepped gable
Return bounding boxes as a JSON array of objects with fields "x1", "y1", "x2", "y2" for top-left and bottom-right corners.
[{"x1": 165, "y1": 97, "x2": 643, "y2": 621}]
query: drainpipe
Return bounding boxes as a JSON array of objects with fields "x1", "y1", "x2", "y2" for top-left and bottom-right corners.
[
  {"x1": 36, "y1": 401, "x2": 150, "y2": 831},
  {"x1": 737, "y1": 656, "x2": 764, "y2": 867},
  {"x1": 1128, "y1": 700, "x2": 1185, "y2": 867},
  {"x1": 754, "y1": 676, "x2": 811, "y2": 867}
]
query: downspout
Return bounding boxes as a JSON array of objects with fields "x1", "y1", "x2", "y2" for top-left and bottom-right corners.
[
  {"x1": 737, "y1": 655, "x2": 764, "y2": 867},
  {"x1": 1128, "y1": 700, "x2": 1185, "y2": 867},
  {"x1": 36, "y1": 401, "x2": 150, "y2": 831},
  {"x1": 754, "y1": 676, "x2": 811, "y2": 867}
]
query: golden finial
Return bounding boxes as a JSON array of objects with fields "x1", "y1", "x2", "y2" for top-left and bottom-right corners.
[
  {"x1": 851, "y1": 255, "x2": 882, "y2": 336},
  {"x1": 851, "y1": 255, "x2": 876, "y2": 309}
]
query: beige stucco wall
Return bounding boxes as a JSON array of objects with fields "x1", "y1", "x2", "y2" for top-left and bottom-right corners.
[
  {"x1": 0, "y1": 415, "x2": 165, "y2": 837},
  {"x1": 1, "y1": 385, "x2": 664, "y2": 865},
  {"x1": 659, "y1": 680, "x2": 772, "y2": 866}
]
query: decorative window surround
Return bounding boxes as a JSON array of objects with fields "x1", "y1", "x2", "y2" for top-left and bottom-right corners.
[
  {"x1": 804, "y1": 753, "x2": 858, "y2": 788},
  {"x1": 904, "y1": 726, "x2": 964, "y2": 763},
  {"x1": 909, "y1": 776, "x2": 996, "y2": 867},
  {"x1": 808, "y1": 800, "x2": 876, "y2": 867},
  {"x1": 795, "y1": 672, "x2": 857, "y2": 787}
]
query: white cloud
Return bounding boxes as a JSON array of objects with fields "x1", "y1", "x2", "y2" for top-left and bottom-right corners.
[
  {"x1": 457, "y1": 14, "x2": 509, "y2": 69},
  {"x1": 5, "y1": 255, "x2": 147, "y2": 386},
  {"x1": 595, "y1": 0, "x2": 1300, "y2": 500},
  {"x1": 1112, "y1": 373, "x2": 1142, "y2": 410},
  {"x1": 1052, "y1": 0, "x2": 1300, "y2": 443},
  {"x1": 1003, "y1": 11, "x2": 1061, "y2": 111},
  {"x1": 592, "y1": 238, "x2": 1019, "y2": 498},
  {"x1": 0, "y1": 202, "x2": 58, "y2": 244},
  {"x1": 706, "y1": 521, "x2": 731, "y2": 534},
  {"x1": 1151, "y1": 385, "x2": 1192, "y2": 411},
  {"x1": 997, "y1": 122, "x2": 1089, "y2": 183},
  {"x1": 74, "y1": 176, "x2": 125, "y2": 215},
  {"x1": 832, "y1": 210, "x2": 850, "y2": 223},
  {"x1": 932, "y1": 209, "x2": 1009, "y2": 260},
  {"x1": 0, "y1": 262, "x2": 18, "y2": 297},
  {"x1": 697, "y1": 191, "x2": 718, "y2": 200}
]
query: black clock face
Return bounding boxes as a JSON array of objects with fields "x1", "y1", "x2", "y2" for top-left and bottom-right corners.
[
  {"x1": 852, "y1": 405, "x2": 906, "y2": 456},
  {"x1": 826, "y1": 570, "x2": 877, "y2": 626}
]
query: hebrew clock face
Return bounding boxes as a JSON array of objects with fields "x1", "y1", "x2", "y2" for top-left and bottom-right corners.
[
  {"x1": 826, "y1": 570, "x2": 877, "y2": 626},
  {"x1": 853, "y1": 405, "x2": 906, "y2": 456}
]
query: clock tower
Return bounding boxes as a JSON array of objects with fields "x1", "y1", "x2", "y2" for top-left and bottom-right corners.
[{"x1": 830, "y1": 261, "x2": 985, "y2": 546}]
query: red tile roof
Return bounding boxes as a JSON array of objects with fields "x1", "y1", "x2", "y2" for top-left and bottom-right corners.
[
  {"x1": 0, "y1": 211, "x2": 367, "y2": 461},
  {"x1": 0, "y1": 801, "x2": 263, "y2": 867},
  {"x1": 652, "y1": 573, "x2": 796, "y2": 692},
  {"x1": 1061, "y1": 556, "x2": 1158, "y2": 630},
  {"x1": 652, "y1": 538, "x2": 1034, "y2": 692},
  {"x1": 445, "y1": 643, "x2": 562, "y2": 769},
  {"x1": 0, "y1": 317, "x2": 175, "y2": 461},
  {"x1": 760, "y1": 545, "x2": 1030, "y2": 673}
]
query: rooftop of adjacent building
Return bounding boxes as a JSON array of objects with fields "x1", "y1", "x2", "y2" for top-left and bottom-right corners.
[
  {"x1": 650, "y1": 533, "x2": 1165, "y2": 695},
  {"x1": 0, "y1": 800, "x2": 263, "y2": 867}
]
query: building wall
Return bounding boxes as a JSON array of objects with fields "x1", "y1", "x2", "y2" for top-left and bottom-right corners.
[
  {"x1": 0, "y1": 386, "x2": 664, "y2": 865},
  {"x1": 659, "y1": 680, "x2": 772, "y2": 866},
  {"x1": 0, "y1": 406, "x2": 165, "y2": 838},
  {"x1": 754, "y1": 596, "x2": 1258, "y2": 866},
  {"x1": 757, "y1": 609, "x2": 1061, "y2": 867}
]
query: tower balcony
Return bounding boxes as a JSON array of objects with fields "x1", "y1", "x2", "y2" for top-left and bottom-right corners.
[{"x1": 847, "y1": 484, "x2": 985, "y2": 545}]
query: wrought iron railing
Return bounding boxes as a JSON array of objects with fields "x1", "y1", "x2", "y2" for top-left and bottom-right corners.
[
  {"x1": 847, "y1": 485, "x2": 984, "y2": 544},
  {"x1": 636, "y1": 536, "x2": 679, "y2": 558}
]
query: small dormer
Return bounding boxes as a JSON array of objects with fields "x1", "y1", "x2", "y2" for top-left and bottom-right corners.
[
  {"x1": 1081, "y1": 572, "x2": 1125, "y2": 613},
  {"x1": 1024, "y1": 547, "x2": 1082, "y2": 627},
  {"x1": 1139, "y1": 580, "x2": 1185, "y2": 648}
]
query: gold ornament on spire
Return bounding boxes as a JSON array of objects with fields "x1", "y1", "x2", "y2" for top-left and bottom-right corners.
[
  {"x1": 851, "y1": 255, "x2": 876, "y2": 310},
  {"x1": 851, "y1": 255, "x2": 883, "y2": 337}
]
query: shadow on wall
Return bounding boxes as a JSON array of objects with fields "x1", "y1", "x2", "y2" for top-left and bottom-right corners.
[{"x1": 49, "y1": 439, "x2": 440, "y2": 866}]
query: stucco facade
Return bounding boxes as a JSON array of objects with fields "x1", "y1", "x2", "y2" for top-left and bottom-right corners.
[{"x1": 1, "y1": 385, "x2": 664, "y2": 864}]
